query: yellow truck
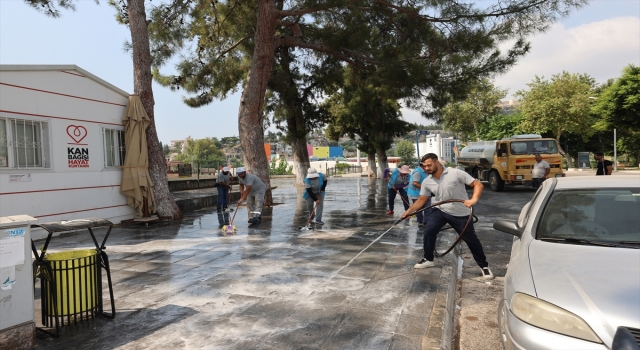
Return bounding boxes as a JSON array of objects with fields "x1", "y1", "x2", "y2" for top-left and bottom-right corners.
[{"x1": 457, "y1": 134, "x2": 565, "y2": 191}]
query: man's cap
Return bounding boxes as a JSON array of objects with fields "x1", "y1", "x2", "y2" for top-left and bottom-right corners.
[
  {"x1": 306, "y1": 167, "x2": 319, "y2": 178},
  {"x1": 237, "y1": 167, "x2": 246, "y2": 173},
  {"x1": 399, "y1": 165, "x2": 410, "y2": 174},
  {"x1": 222, "y1": 167, "x2": 229, "y2": 172}
]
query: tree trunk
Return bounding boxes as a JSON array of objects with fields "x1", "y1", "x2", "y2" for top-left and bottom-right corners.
[
  {"x1": 290, "y1": 135, "x2": 309, "y2": 185},
  {"x1": 128, "y1": 0, "x2": 182, "y2": 219},
  {"x1": 279, "y1": 47, "x2": 309, "y2": 186},
  {"x1": 238, "y1": 0, "x2": 277, "y2": 205},
  {"x1": 376, "y1": 148, "x2": 389, "y2": 178},
  {"x1": 367, "y1": 153, "x2": 377, "y2": 177}
]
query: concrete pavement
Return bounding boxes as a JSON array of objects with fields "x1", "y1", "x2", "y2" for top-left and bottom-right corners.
[{"x1": 34, "y1": 178, "x2": 461, "y2": 350}]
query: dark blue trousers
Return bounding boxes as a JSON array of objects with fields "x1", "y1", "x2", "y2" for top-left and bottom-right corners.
[
  {"x1": 423, "y1": 208, "x2": 488, "y2": 268},
  {"x1": 217, "y1": 185, "x2": 229, "y2": 208},
  {"x1": 388, "y1": 188, "x2": 409, "y2": 211},
  {"x1": 411, "y1": 198, "x2": 431, "y2": 224}
]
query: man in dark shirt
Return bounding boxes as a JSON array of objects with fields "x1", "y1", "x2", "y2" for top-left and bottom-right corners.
[{"x1": 594, "y1": 152, "x2": 613, "y2": 175}]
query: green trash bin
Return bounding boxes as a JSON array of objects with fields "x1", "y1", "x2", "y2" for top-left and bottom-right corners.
[{"x1": 43, "y1": 249, "x2": 99, "y2": 320}]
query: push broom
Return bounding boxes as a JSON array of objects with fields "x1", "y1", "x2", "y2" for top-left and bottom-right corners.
[
  {"x1": 299, "y1": 201, "x2": 319, "y2": 231},
  {"x1": 222, "y1": 201, "x2": 239, "y2": 234}
]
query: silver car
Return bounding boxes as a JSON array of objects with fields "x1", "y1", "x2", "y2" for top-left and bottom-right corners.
[{"x1": 494, "y1": 176, "x2": 640, "y2": 349}]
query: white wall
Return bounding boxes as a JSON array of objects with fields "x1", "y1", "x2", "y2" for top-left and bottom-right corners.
[{"x1": 0, "y1": 68, "x2": 136, "y2": 235}]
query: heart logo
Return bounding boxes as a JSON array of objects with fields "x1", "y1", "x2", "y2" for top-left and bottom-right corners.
[{"x1": 66, "y1": 125, "x2": 88, "y2": 144}]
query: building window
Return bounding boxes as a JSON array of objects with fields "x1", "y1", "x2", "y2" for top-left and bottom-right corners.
[
  {"x1": 103, "y1": 128, "x2": 126, "y2": 167},
  {"x1": 0, "y1": 118, "x2": 51, "y2": 168}
]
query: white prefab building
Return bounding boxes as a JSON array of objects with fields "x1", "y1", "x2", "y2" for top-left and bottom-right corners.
[
  {"x1": 0, "y1": 65, "x2": 136, "y2": 236},
  {"x1": 415, "y1": 133, "x2": 460, "y2": 164}
]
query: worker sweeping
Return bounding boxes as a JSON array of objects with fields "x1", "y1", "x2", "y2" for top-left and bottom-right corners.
[
  {"x1": 303, "y1": 168, "x2": 327, "y2": 225},
  {"x1": 386, "y1": 165, "x2": 411, "y2": 215},
  {"x1": 402, "y1": 153, "x2": 494, "y2": 280},
  {"x1": 236, "y1": 167, "x2": 267, "y2": 224}
]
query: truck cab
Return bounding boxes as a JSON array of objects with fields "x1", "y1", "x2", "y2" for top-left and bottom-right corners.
[{"x1": 458, "y1": 135, "x2": 565, "y2": 191}]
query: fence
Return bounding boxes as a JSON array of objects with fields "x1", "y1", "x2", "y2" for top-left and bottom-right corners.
[{"x1": 326, "y1": 165, "x2": 363, "y2": 177}]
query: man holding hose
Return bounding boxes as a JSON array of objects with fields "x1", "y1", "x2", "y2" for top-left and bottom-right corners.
[{"x1": 402, "y1": 153, "x2": 493, "y2": 280}]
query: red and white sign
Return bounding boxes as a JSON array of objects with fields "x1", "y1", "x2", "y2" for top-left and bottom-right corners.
[{"x1": 67, "y1": 124, "x2": 89, "y2": 168}]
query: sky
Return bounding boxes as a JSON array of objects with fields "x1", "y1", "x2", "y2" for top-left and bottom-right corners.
[{"x1": 1, "y1": 0, "x2": 639, "y2": 146}]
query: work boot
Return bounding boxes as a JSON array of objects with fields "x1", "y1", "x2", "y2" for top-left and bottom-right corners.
[
  {"x1": 248, "y1": 217, "x2": 259, "y2": 224},
  {"x1": 386, "y1": 210, "x2": 394, "y2": 215}
]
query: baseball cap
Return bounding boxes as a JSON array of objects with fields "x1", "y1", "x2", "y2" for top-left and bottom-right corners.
[
  {"x1": 222, "y1": 167, "x2": 229, "y2": 172},
  {"x1": 399, "y1": 165, "x2": 410, "y2": 174},
  {"x1": 237, "y1": 167, "x2": 246, "y2": 174}
]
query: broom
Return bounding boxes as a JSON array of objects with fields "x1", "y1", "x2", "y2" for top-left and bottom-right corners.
[
  {"x1": 222, "y1": 201, "x2": 239, "y2": 233},
  {"x1": 300, "y1": 201, "x2": 319, "y2": 231}
]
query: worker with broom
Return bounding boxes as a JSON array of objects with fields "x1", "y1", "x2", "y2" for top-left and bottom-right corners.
[
  {"x1": 216, "y1": 167, "x2": 232, "y2": 212},
  {"x1": 303, "y1": 168, "x2": 328, "y2": 225},
  {"x1": 236, "y1": 167, "x2": 267, "y2": 224},
  {"x1": 386, "y1": 165, "x2": 411, "y2": 215}
]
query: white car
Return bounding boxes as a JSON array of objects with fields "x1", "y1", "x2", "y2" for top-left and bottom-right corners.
[{"x1": 494, "y1": 176, "x2": 640, "y2": 349}]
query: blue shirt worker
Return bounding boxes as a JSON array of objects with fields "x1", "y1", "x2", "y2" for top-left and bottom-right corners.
[
  {"x1": 303, "y1": 168, "x2": 328, "y2": 225},
  {"x1": 402, "y1": 153, "x2": 493, "y2": 280},
  {"x1": 407, "y1": 164, "x2": 430, "y2": 228},
  {"x1": 236, "y1": 167, "x2": 267, "y2": 224},
  {"x1": 216, "y1": 167, "x2": 232, "y2": 211},
  {"x1": 386, "y1": 165, "x2": 411, "y2": 215}
]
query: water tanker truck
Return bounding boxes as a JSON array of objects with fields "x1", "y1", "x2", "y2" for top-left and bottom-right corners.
[{"x1": 457, "y1": 134, "x2": 565, "y2": 191}]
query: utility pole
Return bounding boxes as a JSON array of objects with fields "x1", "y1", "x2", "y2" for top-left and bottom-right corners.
[{"x1": 415, "y1": 130, "x2": 430, "y2": 161}]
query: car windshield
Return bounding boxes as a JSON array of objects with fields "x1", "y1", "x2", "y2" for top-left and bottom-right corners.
[
  {"x1": 510, "y1": 140, "x2": 558, "y2": 154},
  {"x1": 537, "y1": 188, "x2": 640, "y2": 243}
]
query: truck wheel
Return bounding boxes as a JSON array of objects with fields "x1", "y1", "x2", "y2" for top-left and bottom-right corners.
[{"x1": 489, "y1": 171, "x2": 505, "y2": 192}]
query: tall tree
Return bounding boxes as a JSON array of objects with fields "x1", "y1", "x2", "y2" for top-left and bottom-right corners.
[
  {"x1": 477, "y1": 112, "x2": 524, "y2": 141},
  {"x1": 441, "y1": 79, "x2": 508, "y2": 141},
  {"x1": 24, "y1": 0, "x2": 183, "y2": 219},
  {"x1": 325, "y1": 68, "x2": 412, "y2": 177},
  {"x1": 394, "y1": 139, "x2": 417, "y2": 166},
  {"x1": 265, "y1": 48, "x2": 339, "y2": 185},
  {"x1": 516, "y1": 72, "x2": 595, "y2": 168},
  {"x1": 592, "y1": 64, "x2": 640, "y2": 164},
  {"x1": 148, "y1": 0, "x2": 586, "y2": 194}
]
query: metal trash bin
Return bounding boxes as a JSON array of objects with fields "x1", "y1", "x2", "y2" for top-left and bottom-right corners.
[
  {"x1": 43, "y1": 249, "x2": 99, "y2": 317},
  {"x1": 31, "y1": 218, "x2": 116, "y2": 338}
]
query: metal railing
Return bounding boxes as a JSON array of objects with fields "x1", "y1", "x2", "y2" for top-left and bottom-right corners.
[{"x1": 326, "y1": 165, "x2": 363, "y2": 177}]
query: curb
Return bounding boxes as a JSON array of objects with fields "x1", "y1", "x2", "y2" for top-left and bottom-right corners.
[{"x1": 422, "y1": 231, "x2": 462, "y2": 350}]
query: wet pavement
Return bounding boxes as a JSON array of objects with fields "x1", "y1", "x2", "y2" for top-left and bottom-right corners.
[{"x1": 34, "y1": 178, "x2": 458, "y2": 350}]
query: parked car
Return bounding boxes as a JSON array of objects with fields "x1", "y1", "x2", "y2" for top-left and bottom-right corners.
[{"x1": 494, "y1": 176, "x2": 640, "y2": 349}]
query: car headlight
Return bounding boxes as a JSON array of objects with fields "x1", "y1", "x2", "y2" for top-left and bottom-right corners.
[{"x1": 510, "y1": 293, "x2": 602, "y2": 343}]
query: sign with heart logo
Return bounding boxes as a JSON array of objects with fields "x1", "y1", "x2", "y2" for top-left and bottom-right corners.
[{"x1": 66, "y1": 125, "x2": 88, "y2": 144}]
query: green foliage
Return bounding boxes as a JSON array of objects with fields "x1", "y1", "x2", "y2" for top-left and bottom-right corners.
[
  {"x1": 592, "y1": 64, "x2": 640, "y2": 159},
  {"x1": 477, "y1": 112, "x2": 524, "y2": 140},
  {"x1": 229, "y1": 156, "x2": 244, "y2": 168},
  {"x1": 325, "y1": 67, "x2": 412, "y2": 162},
  {"x1": 162, "y1": 143, "x2": 171, "y2": 157},
  {"x1": 395, "y1": 140, "x2": 417, "y2": 166},
  {"x1": 269, "y1": 157, "x2": 293, "y2": 175},
  {"x1": 516, "y1": 71, "x2": 595, "y2": 143},
  {"x1": 335, "y1": 163, "x2": 350, "y2": 174},
  {"x1": 180, "y1": 138, "x2": 225, "y2": 168},
  {"x1": 441, "y1": 79, "x2": 508, "y2": 142}
]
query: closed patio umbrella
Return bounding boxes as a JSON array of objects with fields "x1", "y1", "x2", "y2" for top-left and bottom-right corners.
[{"x1": 120, "y1": 95, "x2": 156, "y2": 216}]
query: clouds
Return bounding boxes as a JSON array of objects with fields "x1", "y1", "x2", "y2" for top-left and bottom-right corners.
[{"x1": 495, "y1": 16, "x2": 640, "y2": 98}]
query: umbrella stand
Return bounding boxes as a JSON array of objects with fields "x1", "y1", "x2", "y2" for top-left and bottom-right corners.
[{"x1": 143, "y1": 198, "x2": 150, "y2": 217}]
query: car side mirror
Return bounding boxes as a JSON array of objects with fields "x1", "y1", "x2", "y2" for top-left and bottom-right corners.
[{"x1": 493, "y1": 219, "x2": 522, "y2": 238}]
